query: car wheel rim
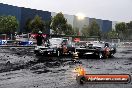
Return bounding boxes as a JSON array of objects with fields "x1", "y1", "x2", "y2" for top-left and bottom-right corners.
[
  {"x1": 99, "y1": 53, "x2": 103, "y2": 59},
  {"x1": 57, "y1": 51, "x2": 60, "y2": 56}
]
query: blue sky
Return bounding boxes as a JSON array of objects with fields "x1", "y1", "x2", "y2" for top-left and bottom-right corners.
[{"x1": 0, "y1": 0, "x2": 132, "y2": 22}]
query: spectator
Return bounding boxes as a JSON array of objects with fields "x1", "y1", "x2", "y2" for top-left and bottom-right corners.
[{"x1": 36, "y1": 31, "x2": 43, "y2": 46}]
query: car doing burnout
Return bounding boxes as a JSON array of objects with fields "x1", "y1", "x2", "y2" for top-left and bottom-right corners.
[
  {"x1": 34, "y1": 38, "x2": 75, "y2": 56},
  {"x1": 75, "y1": 42, "x2": 116, "y2": 59}
]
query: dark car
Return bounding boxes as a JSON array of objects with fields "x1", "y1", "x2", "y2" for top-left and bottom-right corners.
[
  {"x1": 34, "y1": 38, "x2": 75, "y2": 56},
  {"x1": 75, "y1": 41, "x2": 116, "y2": 59}
]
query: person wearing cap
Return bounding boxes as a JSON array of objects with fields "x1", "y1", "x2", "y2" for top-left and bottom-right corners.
[{"x1": 36, "y1": 31, "x2": 43, "y2": 46}]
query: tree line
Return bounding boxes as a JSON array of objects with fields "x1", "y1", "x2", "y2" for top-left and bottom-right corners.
[
  {"x1": 81, "y1": 20, "x2": 132, "y2": 40},
  {"x1": 0, "y1": 13, "x2": 132, "y2": 40},
  {"x1": 107, "y1": 22, "x2": 132, "y2": 40},
  {"x1": 24, "y1": 13, "x2": 78, "y2": 35}
]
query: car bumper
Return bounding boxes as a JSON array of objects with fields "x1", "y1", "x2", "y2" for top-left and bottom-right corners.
[{"x1": 34, "y1": 49, "x2": 56, "y2": 54}]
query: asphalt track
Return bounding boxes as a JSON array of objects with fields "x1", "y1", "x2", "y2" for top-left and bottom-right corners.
[{"x1": 0, "y1": 47, "x2": 132, "y2": 88}]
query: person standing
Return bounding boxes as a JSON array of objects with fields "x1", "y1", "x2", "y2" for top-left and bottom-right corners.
[{"x1": 36, "y1": 31, "x2": 43, "y2": 46}]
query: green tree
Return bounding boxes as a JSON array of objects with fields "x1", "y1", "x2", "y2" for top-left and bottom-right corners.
[
  {"x1": 45, "y1": 20, "x2": 51, "y2": 33},
  {"x1": 24, "y1": 18, "x2": 32, "y2": 33},
  {"x1": 50, "y1": 12, "x2": 67, "y2": 34},
  {"x1": 88, "y1": 20, "x2": 100, "y2": 36},
  {"x1": 81, "y1": 25, "x2": 89, "y2": 37},
  {"x1": 115, "y1": 22, "x2": 127, "y2": 39},
  {"x1": 0, "y1": 15, "x2": 19, "y2": 34},
  {"x1": 127, "y1": 21, "x2": 132, "y2": 29},
  {"x1": 101, "y1": 32, "x2": 109, "y2": 41},
  {"x1": 73, "y1": 27, "x2": 79, "y2": 36},
  {"x1": 126, "y1": 21, "x2": 132, "y2": 39},
  {"x1": 108, "y1": 30, "x2": 118, "y2": 39},
  {"x1": 29, "y1": 15, "x2": 45, "y2": 33},
  {"x1": 64, "y1": 24, "x2": 74, "y2": 35}
]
